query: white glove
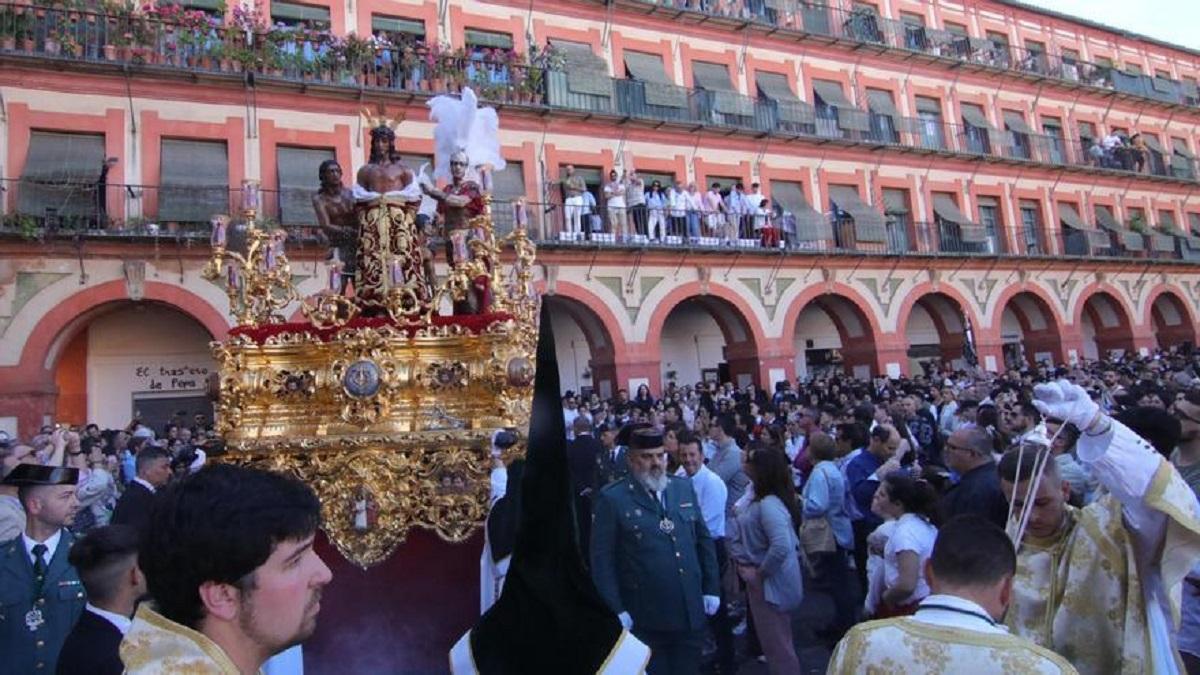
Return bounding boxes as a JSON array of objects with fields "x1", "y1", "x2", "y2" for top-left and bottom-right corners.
[
  {"x1": 417, "y1": 163, "x2": 435, "y2": 190},
  {"x1": 617, "y1": 611, "x2": 633, "y2": 630},
  {"x1": 703, "y1": 595, "x2": 720, "y2": 616},
  {"x1": 1032, "y1": 380, "x2": 1101, "y2": 431}
]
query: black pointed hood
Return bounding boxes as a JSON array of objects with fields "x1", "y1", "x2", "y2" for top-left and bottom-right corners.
[{"x1": 464, "y1": 302, "x2": 624, "y2": 673}]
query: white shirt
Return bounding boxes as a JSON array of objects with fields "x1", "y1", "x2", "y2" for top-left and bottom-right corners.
[
  {"x1": 262, "y1": 645, "x2": 305, "y2": 675},
  {"x1": 883, "y1": 512, "x2": 937, "y2": 606},
  {"x1": 133, "y1": 476, "x2": 157, "y2": 494},
  {"x1": 677, "y1": 465, "x2": 728, "y2": 538},
  {"x1": 784, "y1": 434, "x2": 806, "y2": 462},
  {"x1": 23, "y1": 529, "x2": 63, "y2": 567},
  {"x1": 86, "y1": 603, "x2": 133, "y2": 635},
  {"x1": 563, "y1": 408, "x2": 579, "y2": 440},
  {"x1": 911, "y1": 594, "x2": 1006, "y2": 635},
  {"x1": 669, "y1": 189, "x2": 688, "y2": 216}
]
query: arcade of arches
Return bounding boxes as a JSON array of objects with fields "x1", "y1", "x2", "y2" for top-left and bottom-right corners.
[
  {"x1": 539, "y1": 282, "x2": 1195, "y2": 401},
  {"x1": 1, "y1": 269, "x2": 1196, "y2": 438}
]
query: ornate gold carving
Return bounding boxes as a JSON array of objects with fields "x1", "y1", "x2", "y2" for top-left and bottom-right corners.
[
  {"x1": 424, "y1": 361, "x2": 470, "y2": 390},
  {"x1": 241, "y1": 438, "x2": 502, "y2": 568},
  {"x1": 208, "y1": 196, "x2": 538, "y2": 567},
  {"x1": 301, "y1": 292, "x2": 361, "y2": 329},
  {"x1": 270, "y1": 369, "x2": 317, "y2": 400},
  {"x1": 202, "y1": 227, "x2": 298, "y2": 328}
]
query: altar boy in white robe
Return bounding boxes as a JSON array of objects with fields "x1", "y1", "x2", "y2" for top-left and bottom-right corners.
[{"x1": 829, "y1": 515, "x2": 1077, "y2": 674}]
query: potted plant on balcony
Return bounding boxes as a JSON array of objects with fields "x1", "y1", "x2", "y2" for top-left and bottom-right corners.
[
  {"x1": 395, "y1": 44, "x2": 416, "y2": 90},
  {"x1": 225, "y1": 40, "x2": 256, "y2": 72},
  {"x1": 1127, "y1": 213, "x2": 1147, "y2": 234},
  {"x1": 3, "y1": 213, "x2": 39, "y2": 240},
  {"x1": 0, "y1": 6, "x2": 29, "y2": 51},
  {"x1": 340, "y1": 32, "x2": 374, "y2": 84},
  {"x1": 426, "y1": 44, "x2": 445, "y2": 91},
  {"x1": 2, "y1": 4, "x2": 35, "y2": 52},
  {"x1": 58, "y1": 28, "x2": 80, "y2": 57}
]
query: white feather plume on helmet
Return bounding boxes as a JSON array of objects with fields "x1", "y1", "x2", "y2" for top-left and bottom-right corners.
[{"x1": 426, "y1": 87, "x2": 506, "y2": 186}]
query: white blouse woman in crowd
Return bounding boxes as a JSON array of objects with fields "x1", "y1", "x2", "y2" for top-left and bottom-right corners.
[{"x1": 868, "y1": 471, "x2": 940, "y2": 618}]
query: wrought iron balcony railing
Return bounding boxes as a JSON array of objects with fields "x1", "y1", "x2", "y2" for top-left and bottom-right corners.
[
  {"x1": 604, "y1": 0, "x2": 1200, "y2": 111},
  {"x1": 2, "y1": 3, "x2": 1199, "y2": 185},
  {"x1": 6, "y1": 178, "x2": 1199, "y2": 264}
]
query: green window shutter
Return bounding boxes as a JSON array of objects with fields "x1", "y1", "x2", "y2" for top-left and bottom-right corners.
[
  {"x1": 159, "y1": 139, "x2": 229, "y2": 223},
  {"x1": 465, "y1": 29, "x2": 514, "y2": 50},
  {"x1": 492, "y1": 161, "x2": 526, "y2": 203},
  {"x1": 277, "y1": 146, "x2": 336, "y2": 225},
  {"x1": 371, "y1": 15, "x2": 425, "y2": 37},
  {"x1": 18, "y1": 131, "x2": 106, "y2": 219},
  {"x1": 271, "y1": 0, "x2": 331, "y2": 25}
]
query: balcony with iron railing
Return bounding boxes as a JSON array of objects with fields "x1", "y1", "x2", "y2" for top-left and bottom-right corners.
[
  {"x1": 6, "y1": 178, "x2": 1200, "y2": 264},
  {"x1": 3, "y1": 3, "x2": 1198, "y2": 189},
  {"x1": 596, "y1": 0, "x2": 1200, "y2": 112},
  {"x1": 0, "y1": 2, "x2": 552, "y2": 103}
]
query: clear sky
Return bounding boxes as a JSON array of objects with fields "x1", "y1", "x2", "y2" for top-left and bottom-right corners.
[{"x1": 1022, "y1": 0, "x2": 1200, "y2": 52}]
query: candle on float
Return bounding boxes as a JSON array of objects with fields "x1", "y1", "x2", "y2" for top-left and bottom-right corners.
[
  {"x1": 210, "y1": 216, "x2": 227, "y2": 247},
  {"x1": 480, "y1": 167, "x2": 493, "y2": 193},
  {"x1": 513, "y1": 198, "x2": 527, "y2": 227},
  {"x1": 241, "y1": 181, "x2": 260, "y2": 212},
  {"x1": 227, "y1": 266, "x2": 241, "y2": 291},
  {"x1": 390, "y1": 259, "x2": 404, "y2": 286},
  {"x1": 328, "y1": 261, "x2": 343, "y2": 291}
]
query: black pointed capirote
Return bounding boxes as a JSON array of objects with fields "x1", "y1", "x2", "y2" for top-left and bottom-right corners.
[{"x1": 466, "y1": 301, "x2": 625, "y2": 673}]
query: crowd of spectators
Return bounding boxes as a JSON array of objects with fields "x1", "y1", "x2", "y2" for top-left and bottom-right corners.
[
  {"x1": 559, "y1": 169, "x2": 794, "y2": 248},
  {"x1": 0, "y1": 413, "x2": 220, "y2": 542},
  {"x1": 563, "y1": 345, "x2": 1200, "y2": 672}
]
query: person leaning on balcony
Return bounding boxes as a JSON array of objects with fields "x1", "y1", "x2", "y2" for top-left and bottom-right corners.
[
  {"x1": 703, "y1": 182, "x2": 725, "y2": 240},
  {"x1": 603, "y1": 170, "x2": 628, "y2": 242},
  {"x1": 1100, "y1": 130, "x2": 1124, "y2": 169},
  {"x1": 668, "y1": 181, "x2": 689, "y2": 239},
  {"x1": 1086, "y1": 138, "x2": 1106, "y2": 168},
  {"x1": 646, "y1": 181, "x2": 668, "y2": 241},
  {"x1": 758, "y1": 199, "x2": 780, "y2": 248},
  {"x1": 561, "y1": 164, "x2": 586, "y2": 240},
  {"x1": 683, "y1": 183, "x2": 703, "y2": 242},
  {"x1": 1130, "y1": 134, "x2": 1149, "y2": 173},
  {"x1": 726, "y1": 183, "x2": 748, "y2": 242},
  {"x1": 625, "y1": 170, "x2": 647, "y2": 238}
]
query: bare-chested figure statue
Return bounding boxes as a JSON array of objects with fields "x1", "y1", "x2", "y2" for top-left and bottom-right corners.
[
  {"x1": 351, "y1": 124, "x2": 429, "y2": 313},
  {"x1": 312, "y1": 159, "x2": 356, "y2": 294},
  {"x1": 356, "y1": 125, "x2": 415, "y2": 196}
]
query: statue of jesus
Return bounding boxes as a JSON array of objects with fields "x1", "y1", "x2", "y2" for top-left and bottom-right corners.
[{"x1": 351, "y1": 123, "x2": 430, "y2": 314}]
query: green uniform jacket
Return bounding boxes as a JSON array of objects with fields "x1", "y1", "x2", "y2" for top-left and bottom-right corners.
[
  {"x1": 0, "y1": 531, "x2": 86, "y2": 674},
  {"x1": 590, "y1": 475, "x2": 719, "y2": 633}
]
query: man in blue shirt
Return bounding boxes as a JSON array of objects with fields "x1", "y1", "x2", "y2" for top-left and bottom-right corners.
[{"x1": 845, "y1": 424, "x2": 901, "y2": 593}]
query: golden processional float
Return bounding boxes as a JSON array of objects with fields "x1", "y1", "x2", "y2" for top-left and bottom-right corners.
[{"x1": 201, "y1": 93, "x2": 537, "y2": 568}]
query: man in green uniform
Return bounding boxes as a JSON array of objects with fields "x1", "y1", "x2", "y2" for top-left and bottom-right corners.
[
  {"x1": 0, "y1": 464, "x2": 86, "y2": 674},
  {"x1": 591, "y1": 428, "x2": 720, "y2": 674}
]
